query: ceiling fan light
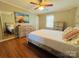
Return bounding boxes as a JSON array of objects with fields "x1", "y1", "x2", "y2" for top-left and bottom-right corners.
[{"x1": 38, "y1": 6, "x2": 44, "y2": 10}]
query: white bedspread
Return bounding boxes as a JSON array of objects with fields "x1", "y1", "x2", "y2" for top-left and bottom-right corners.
[
  {"x1": 28, "y1": 29, "x2": 64, "y2": 43},
  {"x1": 27, "y1": 29, "x2": 79, "y2": 57}
]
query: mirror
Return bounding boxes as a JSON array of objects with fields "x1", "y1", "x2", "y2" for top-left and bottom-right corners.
[{"x1": 0, "y1": 11, "x2": 16, "y2": 40}]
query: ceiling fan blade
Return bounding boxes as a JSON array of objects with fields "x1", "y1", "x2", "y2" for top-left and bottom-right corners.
[
  {"x1": 30, "y1": 2, "x2": 38, "y2": 5},
  {"x1": 38, "y1": 0, "x2": 42, "y2": 3},
  {"x1": 44, "y1": 4, "x2": 53, "y2": 6},
  {"x1": 34, "y1": 7, "x2": 39, "y2": 10}
]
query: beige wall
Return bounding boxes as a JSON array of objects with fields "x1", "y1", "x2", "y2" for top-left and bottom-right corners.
[
  {"x1": 0, "y1": 1, "x2": 30, "y2": 14},
  {"x1": 29, "y1": 14, "x2": 39, "y2": 30},
  {"x1": 38, "y1": 14, "x2": 46, "y2": 29},
  {"x1": 75, "y1": 6, "x2": 79, "y2": 24},
  {"x1": 38, "y1": 8, "x2": 77, "y2": 29}
]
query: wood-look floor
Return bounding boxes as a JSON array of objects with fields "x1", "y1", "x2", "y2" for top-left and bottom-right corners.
[{"x1": 0, "y1": 37, "x2": 57, "y2": 58}]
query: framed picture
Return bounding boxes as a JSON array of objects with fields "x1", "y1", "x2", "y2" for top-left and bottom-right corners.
[{"x1": 15, "y1": 12, "x2": 29, "y2": 23}]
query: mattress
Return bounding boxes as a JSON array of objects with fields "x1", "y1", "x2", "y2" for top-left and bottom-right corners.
[{"x1": 27, "y1": 29, "x2": 79, "y2": 57}]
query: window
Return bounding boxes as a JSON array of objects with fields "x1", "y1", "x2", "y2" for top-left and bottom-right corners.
[{"x1": 46, "y1": 15, "x2": 54, "y2": 28}]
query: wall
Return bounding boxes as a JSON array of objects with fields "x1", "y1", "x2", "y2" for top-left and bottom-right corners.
[
  {"x1": 38, "y1": 8, "x2": 77, "y2": 29},
  {"x1": 0, "y1": 1, "x2": 39, "y2": 30},
  {"x1": 29, "y1": 14, "x2": 39, "y2": 30},
  {"x1": 75, "y1": 6, "x2": 79, "y2": 24},
  {"x1": 38, "y1": 14, "x2": 46, "y2": 29}
]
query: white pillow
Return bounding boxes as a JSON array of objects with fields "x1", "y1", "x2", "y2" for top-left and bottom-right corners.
[
  {"x1": 64, "y1": 26, "x2": 73, "y2": 35},
  {"x1": 74, "y1": 27, "x2": 79, "y2": 30}
]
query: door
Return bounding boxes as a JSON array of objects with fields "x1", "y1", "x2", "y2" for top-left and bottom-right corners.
[
  {"x1": 0, "y1": 16, "x2": 2, "y2": 40},
  {"x1": 0, "y1": 12, "x2": 15, "y2": 39}
]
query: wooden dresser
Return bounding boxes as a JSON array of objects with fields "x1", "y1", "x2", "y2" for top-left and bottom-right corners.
[
  {"x1": 54, "y1": 21, "x2": 65, "y2": 31},
  {"x1": 16, "y1": 24, "x2": 34, "y2": 38}
]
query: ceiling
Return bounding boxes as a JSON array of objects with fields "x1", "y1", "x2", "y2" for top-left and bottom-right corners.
[{"x1": 0, "y1": 0, "x2": 79, "y2": 14}]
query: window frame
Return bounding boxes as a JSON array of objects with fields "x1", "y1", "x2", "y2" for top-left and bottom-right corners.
[{"x1": 46, "y1": 15, "x2": 54, "y2": 29}]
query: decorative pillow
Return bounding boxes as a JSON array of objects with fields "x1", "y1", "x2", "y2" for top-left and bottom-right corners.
[
  {"x1": 64, "y1": 29, "x2": 79, "y2": 41},
  {"x1": 74, "y1": 27, "x2": 79, "y2": 30},
  {"x1": 64, "y1": 26, "x2": 73, "y2": 35}
]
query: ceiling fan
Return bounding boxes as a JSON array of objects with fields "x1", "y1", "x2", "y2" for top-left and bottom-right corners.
[{"x1": 30, "y1": 0, "x2": 53, "y2": 10}]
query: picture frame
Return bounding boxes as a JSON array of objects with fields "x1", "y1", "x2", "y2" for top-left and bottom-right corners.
[{"x1": 15, "y1": 12, "x2": 29, "y2": 23}]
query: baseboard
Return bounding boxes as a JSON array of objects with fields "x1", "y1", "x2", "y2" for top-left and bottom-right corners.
[{"x1": 0, "y1": 37, "x2": 16, "y2": 42}]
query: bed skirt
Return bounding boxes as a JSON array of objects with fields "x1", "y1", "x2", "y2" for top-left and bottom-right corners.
[{"x1": 28, "y1": 38, "x2": 71, "y2": 58}]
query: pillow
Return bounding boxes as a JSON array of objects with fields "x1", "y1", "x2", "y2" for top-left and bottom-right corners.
[
  {"x1": 74, "y1": 27, "x2": 79, "y2": 30},
  {"x1": 64, "y1": 29, "x2": 79, "y2": 41},
  {"x1": 64, "y1": 26, "x2": 73, "y2": 35}
]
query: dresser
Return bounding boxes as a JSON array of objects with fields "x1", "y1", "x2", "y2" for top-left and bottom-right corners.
[
  {"x1": 16, "y1": 24, "x2": 34, "y2": 38},
  {"x1": 54, "y1": 21, "x2": 65, "y2": 31}
]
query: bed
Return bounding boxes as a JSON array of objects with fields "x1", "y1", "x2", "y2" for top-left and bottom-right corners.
[{"x1": 27, "y1": 29, "x2": 79, "y2": 57}]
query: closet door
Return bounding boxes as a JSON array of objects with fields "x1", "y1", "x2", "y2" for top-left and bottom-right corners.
[
  {"x1": 0, "y1": 16, "x2": 2, "y2": 40},
  {"x1": 1, "y1": 12, "x2": 15, "y2": 35},
  {"x1": 0, "y1": 12, "x2": 15, "y2": 40}
]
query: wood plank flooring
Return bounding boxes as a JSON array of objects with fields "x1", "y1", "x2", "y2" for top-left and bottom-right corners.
[{"x1": 0, "y1": 37, "x2": 57, "y2": 58}]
